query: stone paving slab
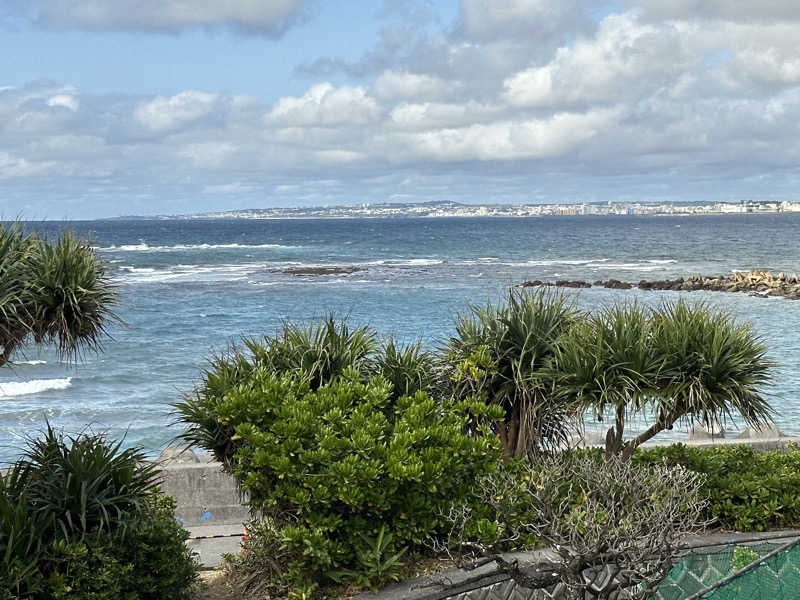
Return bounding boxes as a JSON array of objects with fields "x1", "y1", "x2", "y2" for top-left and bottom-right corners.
[{"x1": 186, "y1": 523, "x2": 245, "y2": 569}]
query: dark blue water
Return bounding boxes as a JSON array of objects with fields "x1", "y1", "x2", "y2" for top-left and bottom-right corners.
[{"x1": 3, "y1": 215, "x2": 800, "y2": 463}]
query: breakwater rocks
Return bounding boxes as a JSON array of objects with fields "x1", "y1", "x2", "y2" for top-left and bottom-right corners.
[{"x1": 521, "y1": 270, "x2": 800, "y2": 300}]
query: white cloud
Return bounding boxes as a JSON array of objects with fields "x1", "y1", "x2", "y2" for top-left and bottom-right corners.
[
  {"x1": 634, "y1": 0, "x2": 800, "y2": 22},
  {"x1": 178, "y1": 141, "x2": 237, "y2": 168},
  {"x1": 389, "y1": 101, "x2": 500, "y2": 130},
  {"x1": 134, "y1": 91, "x2": 219, "y2": 132},
  {"x1": 459, "y1": 0, "x2": 592, "y2": 41},
  {"x1": 24, "y1": 0, "x2": 310, "y2": 35},
  {"x1": 0, "y1": 151, "x2": 53, "y2": 179},
  {"x1": 386, "y1": 109, "x2": 615, "y2": 162},
  {"x1": 372, "y1": 70, "x2": 452, "y2": 101},
  {"x1": 734, "y1": 47, "x2": 800, "y2": 85},
  {"x1": 267, "y1": 83, "x2": 381, "y2": 126},
  {"x1": 47, "y1": 94, "x2": 78, "y2": 111},
  {"x1": 504, "y1": 14, "x2": 695, "y2": 108}
]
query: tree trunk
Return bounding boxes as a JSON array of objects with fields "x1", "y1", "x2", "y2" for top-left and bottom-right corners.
[
  {"x1": 604, "y1": 405, "x2": 626, "y2": 458},
  {"x1": 498, "y1": 404, "x2": 520, "y2": 462},
  {"x1": 621, "y1": 410, "x2": 678, "y2": 460},
  {"x1": 497, "y1": 404, "x2": 524, "y2": 462}
]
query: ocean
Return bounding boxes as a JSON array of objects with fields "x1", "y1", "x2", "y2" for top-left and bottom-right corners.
[{"x1": 2, "y1": 214, "x2": 800, "y2": 464}]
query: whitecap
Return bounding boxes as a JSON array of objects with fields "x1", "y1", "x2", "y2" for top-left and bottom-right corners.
[
  {"x1": 391, "y1": 258, "x2": 443, "y2": 266},
  {"x1": 596, "y1": 264, "x2": 661, "y2": 271},
  {"x1": 99, "y1": 243, "x2": 294, "y2": 252},
  {"x1": 112, "y1": 263, "x2": 264, "y2": 284},
  {"x1": 0, "y1": 377, "x2": 72, "y2": 398}
]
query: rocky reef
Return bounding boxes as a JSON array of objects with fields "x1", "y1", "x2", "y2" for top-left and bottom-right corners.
[{"x1": 521, "y1": 270, "x2": 800, "y2": 299}]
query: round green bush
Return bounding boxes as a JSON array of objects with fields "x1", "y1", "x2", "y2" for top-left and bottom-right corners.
[{"x1": 214, "y1": 368, "x2": 503, "y2": 587}]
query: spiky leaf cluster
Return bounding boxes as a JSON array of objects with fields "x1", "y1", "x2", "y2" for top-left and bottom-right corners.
[{"x1": 0, "y1": 223, "x2": 117, "y2": 366}]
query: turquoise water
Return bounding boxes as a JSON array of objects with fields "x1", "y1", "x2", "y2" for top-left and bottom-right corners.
[{"x1": 2, "y1": 215, "x2": 799, "y2": 463}]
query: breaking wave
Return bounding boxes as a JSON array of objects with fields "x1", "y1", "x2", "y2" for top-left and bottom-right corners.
[
  {"x1": 98, "y1": 243, "x2": 294, "y2": 252},
  {"x1": 0, "y1": 378, "x2": 72, "y2": 398}
]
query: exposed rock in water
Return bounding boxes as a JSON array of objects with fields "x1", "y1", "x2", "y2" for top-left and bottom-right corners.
[
  {"x1": 521, "y1": 279, "x2": 552, "y2": 287},
  {"x1": 283, "y1": 266, "x2": 363, "y2": 276},
  {"x1": 602, "y1": 279, "x2": 632, "y2": 290},
  {"x1": 554, "y1": 280, "x2": 591, "y2": 288},
  {"x1": 520, "y1": 270, "x2": 800, "y2": 300}
]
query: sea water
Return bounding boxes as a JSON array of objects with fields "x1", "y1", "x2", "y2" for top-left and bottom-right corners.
[{"x1": 2, "y1": 215, "x2": 799, "y2": 464}]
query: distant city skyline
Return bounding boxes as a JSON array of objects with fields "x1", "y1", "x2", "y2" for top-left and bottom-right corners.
[
  {"x1": 115, "y1": 198, "x2": 800, "y2": 220},
  {"x1": 2, "y1": 1, "x2": 800, "y2": 219}
]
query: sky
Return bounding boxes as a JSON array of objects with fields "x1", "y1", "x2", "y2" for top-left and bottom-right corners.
[{"x1": 2, "y1": 0, "x2": 800, "y2": 219}]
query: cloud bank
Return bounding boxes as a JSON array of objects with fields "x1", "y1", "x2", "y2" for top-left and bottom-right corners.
[
  {"x1": 13, "y1": 0, "x2": 311, "y2": 35},
  {"x1": 2, "y1": 1, "x2": 800, "y2": 217}
]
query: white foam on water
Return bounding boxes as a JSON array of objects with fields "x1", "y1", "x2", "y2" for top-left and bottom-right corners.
[
  {"x1": 475, "y1": 258, "x2": 610, "y2": 267},
  {"x1": 0, "y1": 377, "x2": 72, "y2": 398},
  {"x1": 648, "y1": 259, "x2": 678, "y2": 264},
  {"x1": 389, "y1": 258, "x2": 444, "y2": 266},
  {"x1": 596, "y1": 263, "x2": 662, "y2": 271},
  {"x1": 99, "y1": 243, "x2": 294, "y2": 252},
  {"x1": 14, "y1": 360, "x2": 47, "y2": 365},
  {"x1": 113, "y1": 262, "x2": 264, "y2": 284}
]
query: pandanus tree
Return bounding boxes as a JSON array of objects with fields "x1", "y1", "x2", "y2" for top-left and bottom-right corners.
[
  {"x1": 555, "y1": 301, "x2": 774, "y2": 459},
  {"x1": 0, "y1": 223, "x2": 117, "y2": 367},
  {"x1": 442, "y1": 289, "x2": 579, "y2": 460}
]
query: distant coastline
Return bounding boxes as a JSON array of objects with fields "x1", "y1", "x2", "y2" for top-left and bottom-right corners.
[{"x1": 105, "y1": 199, "x2": 800, "y2": 221}]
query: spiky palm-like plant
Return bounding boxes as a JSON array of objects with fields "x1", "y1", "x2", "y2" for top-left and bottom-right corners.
[
  {"x1": 251, "y1": 315, "x2": 378, "y2": 390},
  {"x1": 377, "y1": 339, "x2": 436, "y2": 402},
  {"x1": 0, "y1": 223, "x2": 117, "y2": 366},
  {"x1": 642, "y1": 301, "x2": 774, "y2": 452},
  {"x1": 555, "y1": 301, "x2": 774, "y2": 459},
  {"x1": 10, "y1": 424, "x2": 160, "y2": 540},
  {"x1": 443, "y1": 288, "x2": 579, "y2": 460},
  {"x1": 554, "y1": 303, "x2": 663, "y2": 457}
]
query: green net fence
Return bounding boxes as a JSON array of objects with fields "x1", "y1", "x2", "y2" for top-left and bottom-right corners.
[{"x1": 652, "y1": 538, "x2": 800, "y2": 600}]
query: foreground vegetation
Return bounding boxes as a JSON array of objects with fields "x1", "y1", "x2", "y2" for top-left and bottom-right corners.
[
  {"x1": 173, "y1": 291, "x2": 780, "y2": 598},
  {"x1": 0, "y1": 427, "x2": 198, "y2": 600},
  {"x1": 0, "y1": 222, "x2": 117, "y2": 367}
]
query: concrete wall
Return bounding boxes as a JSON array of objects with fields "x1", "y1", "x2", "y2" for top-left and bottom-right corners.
[{"x1": 160, "y1": 461, "x2": 249, "y2": 527}]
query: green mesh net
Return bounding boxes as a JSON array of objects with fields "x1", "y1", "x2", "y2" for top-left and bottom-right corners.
[{"x1": 652, "y1": 538, "x2": 800, "y2": 600}]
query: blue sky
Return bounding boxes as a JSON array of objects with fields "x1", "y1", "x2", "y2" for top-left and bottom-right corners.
[{"x1": 2, "y1": 1, "x2": 800, "y2": 218}]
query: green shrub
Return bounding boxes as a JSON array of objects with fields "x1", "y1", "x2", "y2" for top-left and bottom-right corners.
[
  {"x1": 222, "y1": 518, "x2": 302, "y2": 599},
  {"x1": 635, "y1": 443, "x2": 800, "y2": 531},
  {"x1": 0, "y1": 479, "x2": 47, "y2": 598},
  {"x1": 730, "y1": 545, "x2": 761, "y2": 572},
  {"x1": 0, "y1": 428, "x2": 198, "y2": 600},
  {"x1": 175, "y1": 317, "x2": 437, "y2": 466},
  {"x1": 214, "y1": 369, "x2": 502, "y2": 589},
  {"x1": 36, "y1": 496, "x2": 196, "y2": 600}
]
